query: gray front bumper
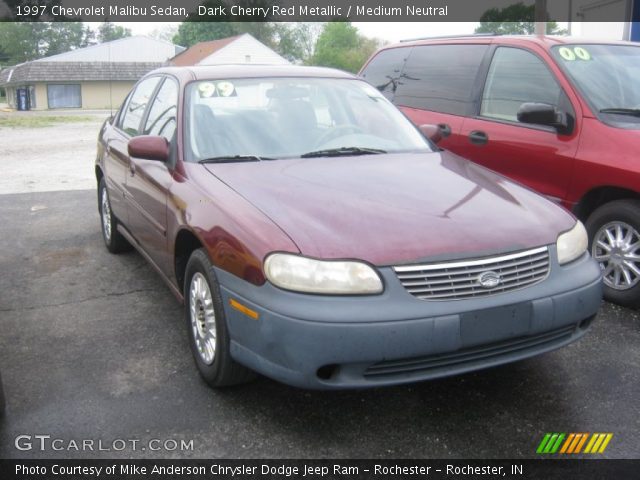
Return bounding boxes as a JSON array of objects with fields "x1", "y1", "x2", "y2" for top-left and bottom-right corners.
[{"x1": 216, "y1": 249, "x2": 602, "y2": 389}]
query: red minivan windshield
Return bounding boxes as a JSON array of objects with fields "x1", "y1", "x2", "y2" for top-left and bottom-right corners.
[{"x1": 551, "y1": 44, "x2": 640, "y2": 127}]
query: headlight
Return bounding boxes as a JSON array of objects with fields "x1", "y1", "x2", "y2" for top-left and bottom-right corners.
[
  {"x1": 557, "y1": 221, "x2": 588, "y2": 265},
  {"x1": 264, "y1": 253, "x2": 383, "y2": 295}
]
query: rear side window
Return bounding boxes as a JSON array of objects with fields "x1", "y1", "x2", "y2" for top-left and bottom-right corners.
[
  {"x1": 481, "y1": 47, "x2": 563, "y2": 122},
  {"x1": 143, "y1": 78, "x2": 178, "y2": 141},
  {"x1": 120, "y1": 77, "x2": 161, "y2": 136},
  {"x1": 394, "y1": 44, "x2": 489, "y2": 116},
  {"x1": 360, "y1": 48, "x2": 411, "y2": 99}
]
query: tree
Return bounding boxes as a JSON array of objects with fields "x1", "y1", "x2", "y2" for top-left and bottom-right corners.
[
  {"x1": 148, "y1": 24, "x2": 179, "y2": 43},
  {"x1": 45, "y1": 22, "x2": 90, "y2": 56},
  {"x1": 0, "y1": 22, "x2": 94, "y2": 64},
  {"x1": 173, "y1": 22, "x2": 237, "y2": 47},
  {"x1": 310, "y1": 22, "x2": 381, "y2": 73},
  {"x1": 274, "y1": 23, "x2": 323, "y2": 64},
  {"x1": 475, "y1": 2, "x2": 567, "y2": 35},
  {"x1": 97, "y1": 22, "x2": 131, "y2": 43}
]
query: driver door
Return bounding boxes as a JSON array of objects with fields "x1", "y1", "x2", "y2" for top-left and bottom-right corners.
[{"x1": 125, "y1": 76, "x2": 179, "y2": 276}]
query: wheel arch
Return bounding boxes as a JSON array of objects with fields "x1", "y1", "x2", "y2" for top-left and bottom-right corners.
[
  {"x1": 573, "y1": 186, "x2": 640, "y2": 222},
  {"x1": 174, "y1": 228, "x2": 206, "y2": 293}
]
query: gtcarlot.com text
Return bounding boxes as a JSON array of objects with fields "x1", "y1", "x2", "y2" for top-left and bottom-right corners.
[{"x1": 14, "y1": 435, "x2": 194, "y2": 452}]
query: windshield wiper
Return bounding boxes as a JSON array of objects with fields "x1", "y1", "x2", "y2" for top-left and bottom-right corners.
[
  {"x1": 198, "y1": 155, "x2": 272, "y2": 164},
  {"x1": 599, "y1": 108, "x2": 640, "y2": 117},
  {"x1": 300, "y1": 147, "x2": 386, "y2": 158}
]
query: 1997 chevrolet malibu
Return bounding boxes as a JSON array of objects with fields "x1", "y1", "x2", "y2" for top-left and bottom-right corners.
[{"x1": 96, "y1": 65, "x2": 602, "y2": 389}]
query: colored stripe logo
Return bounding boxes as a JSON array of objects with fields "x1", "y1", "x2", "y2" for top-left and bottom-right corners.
[{"x1": 537, "y1": 433, "x2": 613, "y2": 454}]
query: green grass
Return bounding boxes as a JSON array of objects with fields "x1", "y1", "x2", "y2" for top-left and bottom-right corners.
[{"x1": 0, "y1": 115, "x2": 98, "y2": 128}]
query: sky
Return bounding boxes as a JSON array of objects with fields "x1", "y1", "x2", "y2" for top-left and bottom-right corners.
[
  {"x1": 114, "y1": 21, "x2": 627, "y2": 43},
  {"x1": 114, "y1": 21, "x2": 479, "y2": 43}
]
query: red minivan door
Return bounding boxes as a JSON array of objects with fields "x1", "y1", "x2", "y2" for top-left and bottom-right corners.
[
  {"x1": 360, "y1": 43, "x2": 491, "y2": 153},
  {"x1": 454, "y1": 46, "x2": 582, "y2": 203}
]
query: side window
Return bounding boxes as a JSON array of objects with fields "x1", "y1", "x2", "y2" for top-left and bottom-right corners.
[
  {"x1": 360, "y1": 47, "x2": 411, "y2": 100},
  {"x1": 143, "y1": 78, "x2": 178, "y2": 141},
  {"x1": 394, "y1": 44, "x2": 489, "y2": 116},
  {"x1": 119, "y1": 77, "x2": 161, "y2": 136},
  {"x1": 481, "y1": 47, "x2": 563, "y2": 123}
]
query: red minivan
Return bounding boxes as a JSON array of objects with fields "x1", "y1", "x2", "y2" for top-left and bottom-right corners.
[{"x1": 360, "y1": 36, "x2": 640, "y2": 308}]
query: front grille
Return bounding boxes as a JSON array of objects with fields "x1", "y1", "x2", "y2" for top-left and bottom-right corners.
[
  {"x1": 364, "y1": 325, "x2": 575, "y2": 379},
  {"x1": 394, "y1": 246, "x2": 550, "y2": 300}
]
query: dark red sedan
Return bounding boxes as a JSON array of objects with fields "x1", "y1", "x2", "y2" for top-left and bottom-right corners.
[{"x1": 96, "y1": 65, "x2": 601, "y2": 389}]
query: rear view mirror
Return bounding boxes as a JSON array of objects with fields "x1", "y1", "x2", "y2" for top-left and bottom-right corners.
[
  {"x1": 128, "y1": 135, "x2": 169, "y2": 162},
  {"x1": 419, "y1": 124, "x2": 443, "y2": 144},
  {"x1": 517, "y1": 103, "x2": 572, "y2": 134}
]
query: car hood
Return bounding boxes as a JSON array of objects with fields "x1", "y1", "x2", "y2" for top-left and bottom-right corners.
[{"x1": 203, "y1": 152, "x2": 575, "y2": 266}]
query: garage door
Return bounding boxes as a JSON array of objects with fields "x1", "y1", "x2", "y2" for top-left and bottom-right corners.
[{"x1": 47, "y1": 84, "x2": 81, "y2": 108}]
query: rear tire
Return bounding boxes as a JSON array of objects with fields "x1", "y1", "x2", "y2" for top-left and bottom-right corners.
[
  {"x1": 98, "y1": 177, "x2": 131, "y2": 254},
  {"x1": 184, "y1": 249, "x2": 255, "y2": 387},
  {"x1": 586, "y1": 199, "x2": 640, "y2": 309}
]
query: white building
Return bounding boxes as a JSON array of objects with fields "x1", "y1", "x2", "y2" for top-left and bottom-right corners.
[
  {"x1": 1, "y1": 36, "x2": 184, "y2": 110},
  {"x1": 169, "y1": 33, "x2": 290, "y2": 66}
]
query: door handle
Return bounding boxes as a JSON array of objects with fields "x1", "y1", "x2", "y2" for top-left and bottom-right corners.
[
  {"x1": 469, "y1": 130, "x2": 488, "y2": 145},
  {"x1": 437, "y1": 123, "x2": 452, "y2": 138}
]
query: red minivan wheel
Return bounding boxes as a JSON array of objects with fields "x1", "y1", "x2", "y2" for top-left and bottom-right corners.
[{"x1": 586, "y1": 199, "x2": 640, "y2": 309}]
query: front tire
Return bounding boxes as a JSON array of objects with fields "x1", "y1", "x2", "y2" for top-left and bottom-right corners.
[
  {"x1": 586, "y1": 199, "x2": 640, "y2": 309},
  {"x1": 184, "y1": 249, "x2": 255, "y2": 387},
  {"x1": 98, "y1": 177, "x2": 131, "y2": 253}
]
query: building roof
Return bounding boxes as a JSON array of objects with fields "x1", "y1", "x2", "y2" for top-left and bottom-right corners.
[
  {"x1": 169, "y1": 35, "x2": 242, "y2": 66},
  {"x1": 37, "y1": 36, "x2": 184, "y2": 63},
  {"x1": 0, "y1": 62, "x2": 161, "y2": 86}
]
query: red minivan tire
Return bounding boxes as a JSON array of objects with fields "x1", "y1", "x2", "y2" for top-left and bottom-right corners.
[{"x1": 586, "y1": 199, "x2": 640, "y2": 309}]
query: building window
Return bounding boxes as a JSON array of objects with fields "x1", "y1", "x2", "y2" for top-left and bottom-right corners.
[{"x1": 47, "y1": 84, "x2": 81, "y2": 109}]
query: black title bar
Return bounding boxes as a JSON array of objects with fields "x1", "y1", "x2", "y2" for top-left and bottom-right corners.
[
  {"x1": 2, "y1": 459, "x2": 640, "y2": 480},
  {"x1": 0, "y1": 0, "x2": 637, "y2": 22}
]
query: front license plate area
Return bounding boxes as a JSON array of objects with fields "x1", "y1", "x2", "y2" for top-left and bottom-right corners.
[{"x1": 460, "y1": 302, "x2": 533, "y2": 348}]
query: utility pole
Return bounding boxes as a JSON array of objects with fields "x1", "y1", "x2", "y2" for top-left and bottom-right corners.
[{"x1": 535, "y1": 0, "x2": 547, "y2": 35}]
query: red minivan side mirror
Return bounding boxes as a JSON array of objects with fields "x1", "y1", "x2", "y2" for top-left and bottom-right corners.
[
  {"x1": 128, "y1": 135, "x2": 169, "y2": 162},
  {"x1": 419, "y1": 124, "x2": 443, "y2": 144}
]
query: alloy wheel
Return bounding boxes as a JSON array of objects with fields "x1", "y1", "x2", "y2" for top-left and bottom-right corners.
[
  {"x1": 101, "y1": 188, "x2": 112, "y2": 242},
  {"x1": 592, "y1": 221, "x2": 640, "y2": 290},
  {"x1": 189, "y1": 272, "x2": 217, "y2": 364}
]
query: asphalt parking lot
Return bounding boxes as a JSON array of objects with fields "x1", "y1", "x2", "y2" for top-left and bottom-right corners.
[{"x1": 0, "y1": 117, "x2": 639, "y2": 459}]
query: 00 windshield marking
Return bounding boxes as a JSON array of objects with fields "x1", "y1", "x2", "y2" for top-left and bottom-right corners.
[
  {"x1": 184, "y1": 77, "x2": 432, "y2": 163},
  {"x1": 551, "y1": 44, "x2": 640, "y2": 124}
]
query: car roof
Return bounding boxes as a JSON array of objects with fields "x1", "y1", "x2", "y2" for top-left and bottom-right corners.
[
  {"x1": 387, "y1": 34, "x2": 638, "y2": 50},
  {"x1": 147, "y1": 64, "x2": 357, "y2": 83}
]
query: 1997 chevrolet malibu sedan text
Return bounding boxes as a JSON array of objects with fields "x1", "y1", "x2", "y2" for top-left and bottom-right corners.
[{"x1": 95, "y1": 65, "x2": 602, "y2": 389}]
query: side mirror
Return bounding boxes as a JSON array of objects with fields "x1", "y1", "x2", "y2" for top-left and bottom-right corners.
[
  {"x1": 419, "y1": 124, "x2": 443, "y2": 144},
  {"x1": 128, "y1": 135, "x2": 169, "y2": 162},
  {"x1": 517, "y1": 103, "x2": 571, "y2": 134}
]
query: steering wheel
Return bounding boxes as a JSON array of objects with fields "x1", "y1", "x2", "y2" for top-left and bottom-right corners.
[{"x1": 315, "y1": 124, "x2": 365, "y2": 147}]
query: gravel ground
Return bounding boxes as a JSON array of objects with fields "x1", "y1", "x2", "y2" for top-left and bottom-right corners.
[{"x1": 0, "y1": 115, "x2": 107, "y2": 195}]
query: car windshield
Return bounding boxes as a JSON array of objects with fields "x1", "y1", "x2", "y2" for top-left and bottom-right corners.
[
  {"x1": 184, "y1": 77, "x2": 432, "y2": 162},
  {"x1": 551, "y1": 44, "x2": 640, "y2": 125}
]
